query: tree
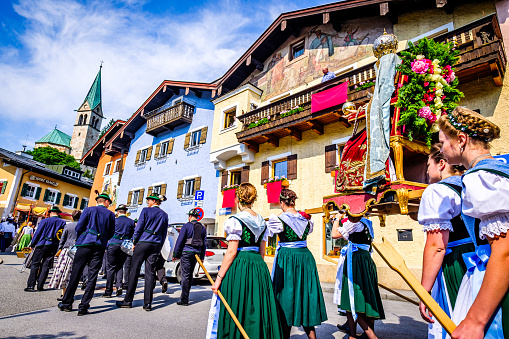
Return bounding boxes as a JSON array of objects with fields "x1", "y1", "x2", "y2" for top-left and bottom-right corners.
[
  {"x1": 27, "y1": 147, "x2": 82, "y2": 170},
  {"x1": 99, "y1": 118, "x2": 116, "y2": 138},
  {"x1": 83, "y1": 169, "x2": 95, "y2": 179}
]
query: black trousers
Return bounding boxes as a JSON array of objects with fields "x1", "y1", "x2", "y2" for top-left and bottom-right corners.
[
  {"x1": 61, "y1": 245, "x2": 104, "y2": 310},
  {"x1": 27, "y1": 245, "x2": 58, "y2": 289},
  {"x1": 105, "y1": 244, "x2": 128, "y2": 293},
  {"x1": 0, "y1": 234, "x2": 6, "y2": 252},
  {"x1": 123, "y1": 255, "x2": 132, "y2": 289},
  {"x1": 179, "y1": 252, "x2": 198, "y2": 303},
  {"x1": 155, "y1": 254, "x2": 167, "y2": 285},
  {"x1": 124, "y1": 242, "x2": 160, "y2": 305}
]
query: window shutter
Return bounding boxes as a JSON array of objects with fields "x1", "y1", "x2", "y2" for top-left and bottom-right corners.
[
  {"x1": 1, "y1": 181, "x2": 7, "y2": 194},
  {"x1": 167, "y1": 139, "x2": 174, "y2": 154},
  {"x1": 221, "y1": 171, "x2": 228, "y2": 189},
  {"x1": 261, "y1": 161, "x2": 270, "y2": 185},
  {"x1": 184, "y1": 133, "x2": 191, "y2": 149},
  {"x1": 35, "y1": 187, "x2": 42, "y2": 200},
  {"x1": 241, "y1": 166, "x2": 250, "y2": 183},
  {"x1": 325, "y1": 144, "x2": 338, "y2": 173},
  {"x1": 147, "y1": 186, "x2": 153, "y2": 198},
  {"x1": 55, "y1": 192, "x2": 62, "y2": 205},
  {"x1": 177, "y1": 180, "x2": 184, "y2": 199},
  {"x1": 155, "y1": 143, "x2": 161, "y2": 159},
  {"x1": 199, "y1": 127, "x2": 208, "y2": 144},
  {"x1": 287, "y1": 154, "x2": 298, "y2": 180},
  {"x1": 138, "y1": 189, "x2": 144, "y2": 205},
  {"x1": 127, "y1": 191, "x2": 133, "y2": 206},
  {"x1": 74, "y1": 197, "x2": 79, "y2": 208},
  {"x1": 194, "y1": 177, "x2": 201, "y2": 193},
  {"x1": 21, "y1": 183, "x2": 28, "y2": 197},
  {"x1": 63, "y1": 194, "x2": 69, "y2": 206},
  {"x1": 146, "y1": 146, "x2": 153, "y2": 161},
  {"x1": 135, "y1": 150, "x2": 141, "y2": 164},
  {"x1": 43, "y1": 189, "x2": 49, "y2": 202},
  {"x1": 161, "y1": 183, "x2": 167, "y2": 196},
  {"x1": 80, "y1": 198, "x2": 85, "y2": 210}
]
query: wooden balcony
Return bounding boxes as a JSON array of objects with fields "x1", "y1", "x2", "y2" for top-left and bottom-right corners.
[
  {"x1": 145, "y1": 101, "x2": 194, "y2": 136},
  {"x1": 236, "y1": 14, "x2": 506, "y2": 151}
]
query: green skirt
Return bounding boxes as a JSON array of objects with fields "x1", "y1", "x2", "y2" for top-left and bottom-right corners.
[
  {"x1": 442, "y1": 242, "x2": 474, "y2": 308},
  {"x1": 18, "y1": 234, "x2": 32, "y2": 250},
  {"x1": 218, "y1": 251, "x2": 283, "y2": 339},
  {"x1": 340, "y1": 249, "x2": 385, "y2": 319},
  {"x1": 272, "y1": 247, "x2": 328, "y2": 327}
]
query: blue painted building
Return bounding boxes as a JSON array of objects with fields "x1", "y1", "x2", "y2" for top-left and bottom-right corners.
[{"x1": 114, "y1": 81, "x2": 218, "y2": 233}]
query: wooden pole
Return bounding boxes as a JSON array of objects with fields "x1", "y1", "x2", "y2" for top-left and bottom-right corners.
[{"x1": 195, "y1": 254, "x2": 250, "y2": 339}]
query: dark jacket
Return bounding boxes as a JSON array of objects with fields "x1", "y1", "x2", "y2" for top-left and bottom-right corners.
[
  {"x1": 132, "y1": 206, "x2": 168, "y2": 246},
  {"x1": 173, "y1": 221, "x2": 207, "y2": 260},
  {"x1": 75, "y1": 205, "x2": 116, "y2": 248},
  {"x1": 108, "y1": 215, "x2": 135, "y2": 246},
  {"x1": 30, "y1": 216, "x2": 66, "y2": 248},
  {"x1": 58, "y1": 221, "x2": 78, "y2": 249}
]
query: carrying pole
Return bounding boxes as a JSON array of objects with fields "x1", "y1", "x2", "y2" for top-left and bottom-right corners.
[{"x1": 195, "y1": 254, "x2": 250, "y2": 339}]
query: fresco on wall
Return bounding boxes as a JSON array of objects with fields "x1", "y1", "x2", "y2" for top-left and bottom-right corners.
[{"x1": 250, "y1": 18, "x2": 392, "y2": 102}]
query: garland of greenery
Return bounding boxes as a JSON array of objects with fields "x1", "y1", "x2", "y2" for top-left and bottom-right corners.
[
  {"x1": 247, "y1": 105, "x2": 304, "y2": 129},
  {"x1": 396, "y1": 37, "x2": 464, "y2": 145}
]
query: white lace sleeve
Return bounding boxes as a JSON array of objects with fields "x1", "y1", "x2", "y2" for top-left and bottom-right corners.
[
  {"x1": 308, "y1": 218, "x2": 314, "y2": 235},
  {"x1": 337, "y1": 220, "x2": 365, "y2": 240},
  {"x1": 223, "y1": 218, "x2": 242, "y2": 241},
  {"x1": 266, "y1": 214, "x2": 284, "y2": 238},
  {"x1": 418, "y1": 183, "x2": 460, "y2": 233}
]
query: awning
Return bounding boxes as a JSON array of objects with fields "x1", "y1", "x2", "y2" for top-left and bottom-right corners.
[
  {"x1": 32, "y1": 207, "x2": 48, "y2": 216},
  {"x1": 14, "y1": 204, "x2": 32, "y2": 212}
]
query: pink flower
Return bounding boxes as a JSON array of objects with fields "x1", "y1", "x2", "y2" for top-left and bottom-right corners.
[
  {"x1": 397, "y1": 83, "x2": 403, "y2": 88},
  {"x1": 267, "y1": 116, "x2": 271, "y2": 120},
  {"x1": 411, "y1": 59, "x2": 430, "y2": 74},
  {"x1": 418, "y1": 106, "x2": 437, "y2": 123},
  {"x1": 442, "y1": 95, "x2": 446, "y2": 100},
  {"x1": 354, "y1": 85, "x2": 358, "y2": 89},
  {"x1": 424, "y1": 82, "x2": 429, "y2": 87}
]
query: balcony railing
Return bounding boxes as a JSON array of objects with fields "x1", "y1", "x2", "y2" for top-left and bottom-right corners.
[
  {"x1": 145, "y1": 101, "x2": 194, "y2": 135},
  {"x1": 236, "y1": 14, "x2": 505, "y2": 150}
]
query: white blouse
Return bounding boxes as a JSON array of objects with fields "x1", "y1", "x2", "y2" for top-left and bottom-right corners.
[
  {"x1": 418, "y1": 183, "x2": 461, "y2": 233},
  {"x1": 266, "y1": 212, "x2": 314, "y2": 239},
  {"x1": 223, "y1": 215, "x2": 268, "y2": 242},
  {"x1": 337, "y1": 220, "x2": 365, "y2": 240},
  {"x1": 463, "y1": 171, "x2": 509, "y2": 239},
  {"x1": 22, "y1": 226, "x2": 33, "y2": 236}
]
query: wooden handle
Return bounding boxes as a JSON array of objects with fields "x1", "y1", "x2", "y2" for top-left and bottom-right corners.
[{"x1": 195, "y1": 255, "x2": 250, "y2": 339}]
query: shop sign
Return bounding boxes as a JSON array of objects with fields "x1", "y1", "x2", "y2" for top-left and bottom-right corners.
[{"x1": 29, "y1": 175, "x2": 58, "y2": 187}]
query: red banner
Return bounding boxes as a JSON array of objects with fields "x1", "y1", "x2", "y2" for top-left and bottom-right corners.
[
  {"x1": 222, "y1": 189, "x2": 236, "y2": 208},
  {"x1": 266, "y1": 181, "x2": 282, "y2": 204},
  {"x1": 311, "y1": 81, "x2": 349, "y2": 114}
]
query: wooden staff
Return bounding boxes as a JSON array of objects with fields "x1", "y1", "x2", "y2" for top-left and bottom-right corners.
[
  {"x1": 195, "y1": 254, "x2": 249, "y2": 339},
  {"x1": 372, "y1": 238, "x2": 457, "y2": 335}
]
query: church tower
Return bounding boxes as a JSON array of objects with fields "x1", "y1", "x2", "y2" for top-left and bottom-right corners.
[{"x1": 70, "y1": 66, "x2": 103, "y2": 161}]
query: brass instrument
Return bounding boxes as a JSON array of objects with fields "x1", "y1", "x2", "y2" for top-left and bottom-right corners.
[{"x1": 56, "y1": 229, "x2": 63, "y2": 240}]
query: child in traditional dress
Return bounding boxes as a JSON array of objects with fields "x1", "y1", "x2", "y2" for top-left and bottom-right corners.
[
  {"x1": 210, "y1": 183, "x2": 283, "y2": 339},
  {"x1": 418, "y1": 143, "x2": 471, "y2": 338},
  {"x1": 331, "y1": 215, "x2": 384, "y2": 339},
  {"x1": 438, "y1": 106, "x2": 509, "y2": 339},
  {"x1": 17, "y1": 222, "x2": 34, "y2": 250}
]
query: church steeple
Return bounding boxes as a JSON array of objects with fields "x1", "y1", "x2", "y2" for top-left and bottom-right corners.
[{"x1": 80, "y1": 65, "x2": 102, "y2": 112}]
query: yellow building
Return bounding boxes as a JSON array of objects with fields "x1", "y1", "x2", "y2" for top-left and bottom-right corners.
[
  {"x1": 0, "y1": 148, "x2": 92, "y2": 225},
  {"x1": 209, "y1": 0, "x2": 509, "y2": 289}
]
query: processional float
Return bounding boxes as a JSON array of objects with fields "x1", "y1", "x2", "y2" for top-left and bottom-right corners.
[{"x1": 322, "y1": 30, "x2": 463, "y2": 335}]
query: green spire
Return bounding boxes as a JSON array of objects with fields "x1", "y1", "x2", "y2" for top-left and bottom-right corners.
[{"x1": 82, "y1": 66, "x2": 102, "y2": 110}]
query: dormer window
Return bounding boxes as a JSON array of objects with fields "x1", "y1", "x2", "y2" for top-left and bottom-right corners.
[{"x1": 291, "y1": 39, "x2": 305, "y2": 60}]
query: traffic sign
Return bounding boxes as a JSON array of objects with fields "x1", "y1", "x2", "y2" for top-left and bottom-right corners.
[
  {"x1": 195, "y1": 207, "x2": 204, "y2": 221},
  {"x1": 494, "y1": 154, "x2": 509, "y2": 163},
  {"x1": 194, "y1": 190, "x2": 205, "y2": 201},
  {"x1": 194, "y1": 201, "x2": 204, "y2": 207}
]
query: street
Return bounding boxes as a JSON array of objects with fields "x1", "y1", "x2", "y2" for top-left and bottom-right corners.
[{"x1": 0, "y1": 252, "x2": 428, "y2": 338}]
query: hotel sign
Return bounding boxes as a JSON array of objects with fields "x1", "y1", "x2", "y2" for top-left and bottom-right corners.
[{"x1": 29, "y1": 175, "x2": 58, "y2": 187}]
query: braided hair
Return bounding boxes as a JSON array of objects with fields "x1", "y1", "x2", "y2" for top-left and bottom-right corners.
[
  {"x1": 279, "y1": 188, "x2": 298, "y2": 206},
  {"x1": 236, "y1": 183, "x2": 257, "y2": 205}
]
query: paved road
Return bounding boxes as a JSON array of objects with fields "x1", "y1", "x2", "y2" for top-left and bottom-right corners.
[{"x1": 0, "y1": 252, "x2": 427, "y2": 338}]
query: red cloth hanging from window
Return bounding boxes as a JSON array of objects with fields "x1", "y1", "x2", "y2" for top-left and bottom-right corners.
[
  {"x1": 311, "y1": 81, "x2": 349, "y2": 114},
  {"x1": 222, "y1": 189, "x2": 236, "y2": 208},
  {"x1": 266, "y1": 181, "x2": 282, "y2": 204}
]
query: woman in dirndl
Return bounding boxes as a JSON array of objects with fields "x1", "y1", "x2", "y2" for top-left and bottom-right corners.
[
  {"x1": 331, "y1": 215, "x2": 384, "y2": 339},
  {"x1": 209, "y1": 183, "x2": 283, "y2": 339},
  {"x1": 267, "y1": 188, "x2": 327, "y2": 338},
  {"x1": 438, "y1": 106, "x2": 509, "y2": 339},
  {"x1": 49, "y1": 209, "x2": 81, "y2": 300},
  {"x1": 418, "y1": 143, "x2": 472, "y2": 339},
  {"x1": 17, "y1": 222, "x2": 34, "y2": 250}
]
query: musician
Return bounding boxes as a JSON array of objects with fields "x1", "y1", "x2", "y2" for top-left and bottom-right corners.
[
  {"x1": 116, "y1": 194, "x2": 168, "y2": 311},
  {"x1": 103, "y1": 204, "x2": 135, "y2": 297},
  {"x1": 58, "y1": 192, "x2": 115, "y2": 316},
  {"x1": 25, "y1": 206, "x2": 66, "y2": 292}
]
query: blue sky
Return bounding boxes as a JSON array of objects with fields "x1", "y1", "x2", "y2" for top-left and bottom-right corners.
[{"x1": 0, "y1": 0, "x2": 334, "y2": 155}]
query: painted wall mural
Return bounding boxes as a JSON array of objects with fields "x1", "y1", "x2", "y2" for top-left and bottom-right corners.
[{"x1": 249, "y1": 18, "x2": 392, "y2": 101}]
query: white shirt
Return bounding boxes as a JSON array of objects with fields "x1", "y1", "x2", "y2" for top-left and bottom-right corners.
[
  {"x1": 22, "y1": 226, "x2": 33, "y2": 236},
  {"x1": 337, "y1": 220, "x2": 366, "y2": 240},
  {"x1": 418, "y1": 183, "x2": 461, "y2": 233},
  {"x1": 266, "y1": 212, "x2": 314, "y2": 239},
  {"x1": 223, "y1": 214, "x2": 268, "y2": 242},
  {"x1": 2, "y1": 222, "x2": 16, "y2": 237},
  {"x1": 463, "y1": 171, "x2": 509, "y2": 239}
]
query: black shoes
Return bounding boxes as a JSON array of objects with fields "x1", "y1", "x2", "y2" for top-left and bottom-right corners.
[
  {"x1": 24, "y1": 287, "x2": 36, "y2": 292},
  {"x1": 337, "y1": 322, "x2": 350, "y2": 333},
  {"x1": 58, "y1": 303, "x2": 72, "y2": 312},
  {"x1": 81, "y1": 282, "x2": 87, "y2": 290},
  {"x1": 143, "y1": 304, "x2": 152, "y2": 311},
  {"x1": 176, "y1": 300, "x2": 188, "y2": 306},
  {"x1": 116, "y1": 300, "x2": 132, "y2": 308},
  {"x1": 116, "y1": 289, "x2": 123, "y2": 296},
  {"x1": 102, "y1": 293, "x2": 112, "y2": 298},
  {"x1": 77, "y1": 308, "x2": 89, "y2": 316},
  {"x1": 57, "y1": 295, "x2": 63, "y2": 301},
  {"x1": 161, "y1": 282, "x2": 168, "y2": 294},
  {"x1": 37, "y1": 287, "x2": 45, "y2": 292}
]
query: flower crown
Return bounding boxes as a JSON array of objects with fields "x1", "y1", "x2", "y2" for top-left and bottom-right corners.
[{"x1": 447, "y1": 111, "x2": 491, "y2": 142}]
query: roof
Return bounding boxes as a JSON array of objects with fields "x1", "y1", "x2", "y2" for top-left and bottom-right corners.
[
  {"x1": 81, "y1": 66, "x2": 102, "y2": 110},
  {"x1": 35, "y1": 128, "x2": 72, "y2": 147},
  {"x1": 0, "y1": 148, "x2": 92, "y2": 189},
  {"x1": 80, "y1": 120, "x2": 126, "y2": 166}
]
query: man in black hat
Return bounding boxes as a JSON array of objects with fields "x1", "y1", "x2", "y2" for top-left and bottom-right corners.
[
  {"x1": 102, "y1": 204, "x2": 135, "y2": 297},
  {"x1": 172, "y1": 208, "x2": 207, "y2": 306},
  {"x1": 116, "y1": 194, "x2": 168, "y2": 311},
  {"x1": 25, "y1": 206, "x2": 66, "y2": 292},
  {"x1": 58, "y1": 192, "x2": 115, "y2": 316}
]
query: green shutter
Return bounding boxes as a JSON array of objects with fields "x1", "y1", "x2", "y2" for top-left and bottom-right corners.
[
  {"x1": 55, "y1": 192, "x2": 62, "y2": 205},
  {"x1": 80, "y1": 198, "x2": 86, "y2": 210},
  {"x1": 21, "y1": 183, "x2": 28, "y2": 197},
  {"x1": 63, "y1": 194, "x2": 69, "y2": 206},
  {"x1": 35, "y1": 187, "x2": 42, "y2": 200},
  {"x1": 74, "y1": 197, "x2": 79, "y2": 208},
  {"x1": 43, "y1": 189, "x2": 49, "y2": 202},
  {"x1": 1, "y1": 181, "x2": 7, "y2": 194}
]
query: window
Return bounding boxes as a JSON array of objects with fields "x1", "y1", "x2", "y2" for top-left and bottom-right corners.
[
  {"x1": 223, "y1": 107, "x2": 236, "y2": 130},
  {"x1": 25, "y1": 185, "x2": 37, "y2": 199},
  {"x1": 114, "y1": 160, "x2": 122, "y2": 173},
  {"x1": 63, "y1": 194, "x2": 78, "y2": 209},
  {"x1": 139, "y1": 149, "x2": 148, "y2": 163},
  {"x1": 80, "y1": 198, "x2": 89, "y2": 210},
  {"x1": 159, "y1": 141, "x2": 168, "y2": 157},
  {"x1": 152, "y1": 185, "x2": 161, "y2": 195},
  {"x1": 104, "y1": 162, "x2": 112, "y2": 176},
  {"x1": 266, "y1": 235, "x2": 278, "y2": 256},
  {"x1": 184, "y1": 179, "x2": 195, "y2": 197},
  {"x1": 273, "y1": 159, "x2": 288, "y2": 178},
  {"x1": 230, "y1": 171, "x2": 241, "y2": 186},
  {"x1": 291, "y1": 39, "x2": 305, "y2": 60},
  {"x1": 250, "y1": 103, "x2": 258, "y2": 111},
  {"x1": 132, "y1": 191, "x2": 140, "y2": 206},
  {"x1": 44, "y1": 190, "x2": 59, "y2": 205},
  {"x1": 325, "y1": 214, "x2": 348, "y2": 257},
  {"x1": 0, "y1": 180, "x2": 7, "y2": 195},
  {"x1": 63, "y1": 169, "x2": 80, "y2": 179},
  {"x1": 190, "y1": 130, "x2": 201, "y2": 148}
]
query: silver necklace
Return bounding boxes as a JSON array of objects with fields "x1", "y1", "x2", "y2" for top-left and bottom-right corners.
[{"x1": 468, "y1": 153, "x2": 492, "y2": 169}]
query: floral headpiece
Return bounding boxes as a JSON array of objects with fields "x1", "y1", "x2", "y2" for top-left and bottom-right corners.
[
  {"x1": 447, "y1": 111, "x2": 491, "y2": 142},
  {"x1": 279, "y1": 193, "x2": 289, "y2": 200}
]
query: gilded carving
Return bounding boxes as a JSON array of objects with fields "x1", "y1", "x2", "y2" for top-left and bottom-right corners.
[{"x1": 396, "y1": 188, "x2": 410, "y2": 215}]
